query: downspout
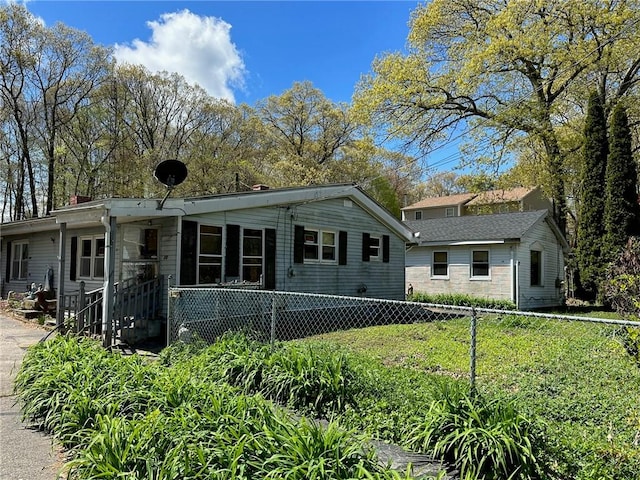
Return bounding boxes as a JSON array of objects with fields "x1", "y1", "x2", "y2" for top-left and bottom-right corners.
[{"x1": 510, "y1": 246, "x2": 515, "y2": 305}]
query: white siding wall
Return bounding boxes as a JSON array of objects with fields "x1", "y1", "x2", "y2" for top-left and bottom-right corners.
[
  {"x1": 405, "y1": 219, "x2": 566, "y2": 309},
  {"x1": 406, "y1": 244, "x2": 514, "y2": 302},
  {"x1": 516, "y1": 220, "x2": 565, "y2": 310}
]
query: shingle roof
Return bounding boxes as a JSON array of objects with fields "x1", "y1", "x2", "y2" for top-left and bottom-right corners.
[
  {"x1": 402, "y1": 192, "x2": 477, "y2": 210},
  {"x1": 405, "y1": 210, "x2": 549, "y2": 244},
  {"x1": 465, "y1": 187, "x2": 537, "y2": 206}
]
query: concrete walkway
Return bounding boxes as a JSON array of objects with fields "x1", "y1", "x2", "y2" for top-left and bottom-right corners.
[{"x1": 0, "y1": 311, "x2": 64, "y2": 480}]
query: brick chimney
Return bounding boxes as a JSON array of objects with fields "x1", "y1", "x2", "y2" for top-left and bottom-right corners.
[{"x1": 70, "y1": 195, "x2": 92, "y2": 205}]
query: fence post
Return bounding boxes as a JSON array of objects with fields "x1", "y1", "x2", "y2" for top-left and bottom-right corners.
[
  {"x1": 77, "y1": 281, "x2": 86, "y2": 334},
  {"x1": 270, "y1": 293, "x2": 278, "y2": 344},
  {"x1": 166, "y1": 275, "x2": 172, "y2": 347},
  {"x1": 470, "y1": 307, "x2": 477, "y2": 394}
]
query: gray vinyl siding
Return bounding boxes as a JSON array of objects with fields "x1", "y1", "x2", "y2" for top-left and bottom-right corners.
[
  {"x1": 183, "y1": 197, "x2": 406, "y2": 300},
  {"x1": 1, "y1": 231, "x2": 58, "y2": 297}
]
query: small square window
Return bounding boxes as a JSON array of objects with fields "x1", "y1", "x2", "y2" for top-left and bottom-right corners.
[
  {"x1": 471, "y1": 250, "x2": 489, "y2": 278},
  {"x1": 445, "y1": 207, "x2": 455, "y2": 217},
  {"x1": 415, "y1": 211, "x2": 422, "y2": 220},
  {"x1": 433, "y1": 251, "x2": 448, "y2": 277}
]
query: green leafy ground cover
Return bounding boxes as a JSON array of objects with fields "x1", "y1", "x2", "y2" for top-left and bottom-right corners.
[
  {"x1": 15, "y1": 336, "x2": 410, "y2": 480},
  {"x1": 14, "y1": 312, "x2": 640, "y2": 480},
  {"x1": 308, "y1": 314, "x2": 640, "y2": 479}
]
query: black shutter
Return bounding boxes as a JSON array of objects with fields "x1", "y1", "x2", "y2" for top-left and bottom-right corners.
[
  {"x1": 338, "y1": 231, "x2": 347, "y2": 265},
  {"x1": 5, "y1": 241, "x2": 11, "y2": 282},
  {"x1": 70, "y1": 237, "x2": 77, "y2": 281},
  {"x1": 362, "y1": 233, "x2": 370, "y2": 262},
  {"x1": 180, "y1": 220, "x2": 198, "y2": 285},
  {"x1": 294, "y1": 225, "x2": 304, "y2": 264},
  {"x1": 382, "y1": 235, "x2": 390, "y2": 263},
  {"x1": 225, "y1": 224, "x2": 240, "y2": 278},
  {"x1": 264, "y1": 228, "x2": 276, "y2": 290}
]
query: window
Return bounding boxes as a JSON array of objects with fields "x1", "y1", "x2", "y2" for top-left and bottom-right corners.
[
  {"x1": 78, "y1": 237, "x2": 105, "y2": 279},
  {"x1": 198, "y1": 225, "x2": 222, "y2": 284},
  {"x1": 531, "y1": 250, "x2": 543, "y2": 286},
  {"x1": 432, "y1": 251, "x2": 448, "y2": 277},
  {"x1": 242, "y1": 228, "x2": 263, "y2": 282},
  {"x1": 368, "y1": 235, "x2": 381, "y2": 261},
  {"x1": 415, "y1": 211, "x2": 422, "y2": 220},
  {"x1": 471, "y1": 250, "x2": 490, "y2": 278},
  {"x1": 303, "y1": 229, "x2": 336, "y2": 263},
  {"x1": 123, "y1": 227, "x2": 159, "y2": 281},
  {"x1": 445, "y1": 207, "x2": 455, "y2": 217},
  {"x1": 11, "y1": 241, "x2": 28, "y2": 280}
]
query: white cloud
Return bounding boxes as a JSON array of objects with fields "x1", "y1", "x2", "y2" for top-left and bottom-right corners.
[{"x1": 113, "y1": 9, "x2": 246, "y2": 103}]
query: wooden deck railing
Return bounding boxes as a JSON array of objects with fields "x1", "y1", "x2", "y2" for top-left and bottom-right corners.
[{"x1": 57, "y1": 276, "x2": 164, "y2": 345}]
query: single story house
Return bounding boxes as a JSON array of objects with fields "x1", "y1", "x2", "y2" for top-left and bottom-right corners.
[
  {"x1": 1, "y1": 184, "x2": 413, "y2": 344},
  {"x1": 404, "y1": 210, "x2": 569, "y2": 310},
  {"x1": 402, "y1": 187, "x2": 552, "y2": 221}
]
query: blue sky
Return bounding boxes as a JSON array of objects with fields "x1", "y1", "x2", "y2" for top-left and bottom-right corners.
[{"x1": 24, "y1": 1, "x2": 419, "y2": 105}]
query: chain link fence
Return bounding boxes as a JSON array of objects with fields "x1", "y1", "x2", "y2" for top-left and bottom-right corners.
[
  {"x1": 166, "y1": 287, "x2": 640, "y2": 472},
  {"x1": 167, "y1": 286, "x2": 640, "y2": 384}
]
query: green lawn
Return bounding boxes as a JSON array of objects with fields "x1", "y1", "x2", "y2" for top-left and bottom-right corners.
[{"x1": 306, "y1": 313, "x2": 640, "y2": 479}]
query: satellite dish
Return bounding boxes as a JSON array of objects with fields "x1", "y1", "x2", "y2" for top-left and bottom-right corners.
[
  {"x1": 154, "y1": 159, "x2": 188, "y2": 188},
  {"x1": 154, "y1": 159, "x2": 188, "y2": 210}
]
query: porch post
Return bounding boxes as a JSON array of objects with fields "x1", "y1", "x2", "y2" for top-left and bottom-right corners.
[
  {"x1": 56, "y1": 222, "x2": 66, "y2": 329},
  {"x1": 101, "y1": 215, "x2": 117, "y2": 347}
]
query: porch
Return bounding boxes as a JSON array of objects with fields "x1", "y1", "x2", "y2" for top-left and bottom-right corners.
[{"x1": 56, "y1": 276, "x2": 165, "y2": 347}]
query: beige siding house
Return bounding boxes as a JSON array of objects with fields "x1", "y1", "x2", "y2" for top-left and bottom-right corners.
[
  {"x1": 402, "y1": 187, "x2": 552, "y2": 221},
  {"x1": 405, "y1": 210, "x2": 569, "y2": 310}
]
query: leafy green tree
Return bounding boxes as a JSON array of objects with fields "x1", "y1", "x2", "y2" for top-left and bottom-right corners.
[
  {"x1": 353, "y1": 0, "x2": 640, "y2": 235},
  {"x1": 576, "y1": 92, "x2": 608, "y2": 301},
  {"x1": 603, "y1": 103, "x2": 640, "y2": 261}
]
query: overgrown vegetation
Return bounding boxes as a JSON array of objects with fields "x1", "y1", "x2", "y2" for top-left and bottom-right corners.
[
  {"x1": 15, "y1": 335, "x2": 409, "y2": 480},
  {"x1": 16, "y1": 313, "x2": 640, "y2": 479},
  {"x1": 408, "y1": 292, "x2": 516, "y2": 310},
  {"x1": 603, "y1": 236, "x2": 640, "y2": 367}
]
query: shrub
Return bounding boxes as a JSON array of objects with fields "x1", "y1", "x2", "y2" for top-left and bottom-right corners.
[
  {"x1": 408, "y1": 292, "x2": 516, "y2": 310},
  {"x1": 405, "y1": 383, "x2": 543, "y2": 480},
  {"x1": 602, "y1": 236, "x2": 640, "y2": 366}
]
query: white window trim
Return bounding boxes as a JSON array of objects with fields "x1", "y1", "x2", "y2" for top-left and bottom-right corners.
[
  {"x1": 530, "y1": 248, "x2": 544, "y2": 287},
  {"x1": 304, "y1": 228, "x2": 337, "y2": 264},
  {"x1": 197, "y1": 223, "x2": 223, "y2": 285},
  {"x1": 77, "y1": 236, "x2": 105, "y2": 280},
  {"x1": 11, "y1": 241, "x2": 29, "y2": 280},
  {"x1": 241, "y1": 227, "x2": 264, "y2": 282},
  {"x1": 431, "y1": 250, "x2": 449, "y2": 279},
  {"x1": 470, "y1": 249, "x2": 491, "y2": 280},
  {"x1": 368, "y1": 234, "x2": 381, "y2": 262}
]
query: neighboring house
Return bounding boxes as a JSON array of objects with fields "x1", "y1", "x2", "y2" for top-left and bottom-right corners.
[
  {"x1": 401, "y1": 187, "x2": 552, "y2": 221},
  {"x1": 405, "y1": 210, "x2": 569, "y2": 310},
  {"x1": 0, "y1": 184, "x2": 414, "y2": 343}
]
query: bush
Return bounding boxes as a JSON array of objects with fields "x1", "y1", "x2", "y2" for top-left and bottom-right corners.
[
  {"x1": 408, "y1": 292, "x2": 516, "y2": 310},
  {"x1": 405, "y1": 383, "x2": 543, "y2": 480},
  {"x1": 602, "y1": 236, "x2": 640, "y2": 366}
]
